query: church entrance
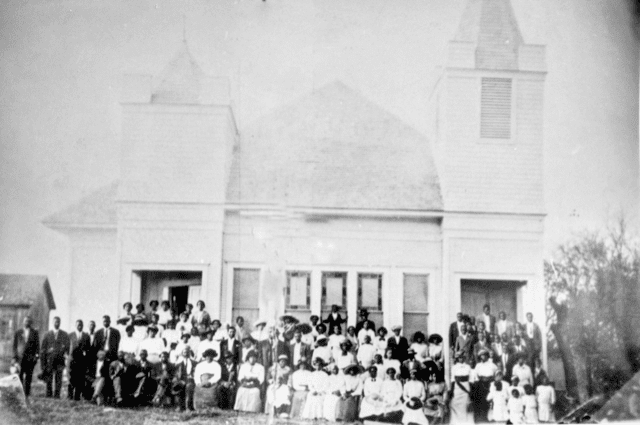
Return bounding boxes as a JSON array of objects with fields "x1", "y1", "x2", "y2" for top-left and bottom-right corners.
[
  {"x1": 140, "y1": 271, "x2": 202, "y2": 316},
  {"x1": 460, "y1": 279, "x2": 524, "y2": 325}
]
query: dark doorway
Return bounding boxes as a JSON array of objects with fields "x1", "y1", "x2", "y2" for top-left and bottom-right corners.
[
  {"x1": 461, "y1": 279, "x2": 524, "y2": 323},
  {"x1": 170, "y1": 286, "x2": 189, "y2": 316}
]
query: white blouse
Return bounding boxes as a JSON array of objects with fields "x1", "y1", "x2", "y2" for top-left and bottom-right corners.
[{"x1": 238, "y1": 363, "x2": 265, "y2": 384}]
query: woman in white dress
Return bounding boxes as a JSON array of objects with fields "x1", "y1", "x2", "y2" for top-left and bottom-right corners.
[
  {"x1": 522, "y1": 384, "x2": 539, "y2": 424},
  {"x1": 487, "y1": 370, "x2": 510, "y2": 422},
  {"x1": 323, "y1": 364, "x2": 344, "y2": 421},
  {"x1": 382, "y1": 348, "x2": 401, "y2": 380},
  {"x1": 302, "y1": 358, "x2": 329, "y2": 419},
  {"x1": 346, "y1": 326, "x2": 359, "y2": 354},
  {"x1": 359, "y1": 366, "x2": 385, "y2": 419},
  {"x1": 380, "y1": 367, "x2": 404, "y2": 421},
  {"x1": 403, "y1": 397, "x2": 430, "y2": 425},
  {"x1": 507, "y1": 388, "x2": 525, "y2": 424},
  {"x1": 234, "y1": 352, "x2": 264, "y2": 412},
  {"x1": 427, "y1": 333, "x2": 444, "y2": 380},
  {"x1": 289, "y1": 359, "x2": 311, "y2": 418},
  {"x1": 374, "y1": 327, "x2": 388, "y2": 356},
  {"x1": 535, "y1": 375, "x2": 556, "y2": 423},
  {"x1": 329, "y1": 325, "x2": 347, "y2": 360},
  {"x1": 410, "y1": 331, "x2": 430, "y2": 365},
  {"x1": 450, "y1": 355, "x2": 474, "y2": 424},
  {"x1": 424, "y1": 366, "x2": 448, "y2": 423},
  {"x1": 337, "y1": 364, "x2": 363, "y2": 422},
  {"x1": 312, "y1": 335, "x2": 333, "y2": 366},
  {"x1": 334, "y1": 340, "x2": 356, "y2": 372}
]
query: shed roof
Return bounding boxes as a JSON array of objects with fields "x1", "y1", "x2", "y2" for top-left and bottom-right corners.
[
  {"x1": 0, "y1": 274, "x2": 56, "y2": 309},
  {"x1": 227, "y1": 81, "x2": 442, "y2": 211}
]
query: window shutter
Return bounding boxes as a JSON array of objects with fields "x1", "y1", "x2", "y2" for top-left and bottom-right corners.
[{"x1": 480, "y1": 77, "x2": 512, "y2": 139}]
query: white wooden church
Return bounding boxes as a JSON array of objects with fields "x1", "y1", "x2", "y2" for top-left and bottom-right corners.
[{"x1": 44, "y1": 0, "x2": 548, "y2": 372}]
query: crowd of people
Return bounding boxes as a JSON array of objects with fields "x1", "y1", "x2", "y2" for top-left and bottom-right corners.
[{"x1": 12, "y1": 300, "x2": 556, "y2": 424}]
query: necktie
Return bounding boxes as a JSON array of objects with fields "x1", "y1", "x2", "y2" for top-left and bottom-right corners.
[{"x1": 105, "y1": 329, "x2": 110, "y2": 351}]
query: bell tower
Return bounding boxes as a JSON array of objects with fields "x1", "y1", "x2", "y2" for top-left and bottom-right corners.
[
  {"x1": 116, "y1": 41, "x2": 237, "y2": 318},
  {"x1": 433, "y1": 0, "x2": 546, "y2": 214}
]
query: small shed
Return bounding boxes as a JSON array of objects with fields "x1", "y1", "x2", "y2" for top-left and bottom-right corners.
[{"x1": 0, "y1": 274, "x2": 56, "y2": 372}]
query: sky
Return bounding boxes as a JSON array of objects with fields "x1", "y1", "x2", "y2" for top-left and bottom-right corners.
[{"x1": 0, "y1": 0, "x2": 638, "y2": 315}]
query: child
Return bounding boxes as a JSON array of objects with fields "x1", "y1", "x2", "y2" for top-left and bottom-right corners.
[
  {"x1": 487, "y1": 370, "x2": 510, "y2": 422},
  {"x1": 523, "y1": 384, "x2": 538, "y2": 424},
  {"x1": 508, "y1": 388, "x2": 524, "y2": 424},
  {"x1": 535, "y1": 376, "x2": 556, "y2": 423},
  {"x1": 9, "y1": 358, "x2": 20, "y2": 375}
]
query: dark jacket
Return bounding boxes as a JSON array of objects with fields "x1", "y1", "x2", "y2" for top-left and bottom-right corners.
[
  {"x1": 93, "y1": 327, "x2": 121, "y2": 361},
  {"x1": 220, "y1": 362, "x2": 238, "y2": 384},
  {"x1": 259, "y1": 338, "x2": 290, "y2": 370},
  {"x1": 323, "y1": 313, "x2": 347, "y2": 334},
  {"x1": 386, "y1": 335, "x2": 410, "y2": 361},
  {"x1": 152, "y1": 361, "x2": 175, "y2": 385},
  {"x1": 13, "y1": 328, "x2": 40, "y2": 364},
  {"x1": 173, "y1": 358, "x2": 197, "y2": 384},
  {"x1": 449, "y1": 321, "x2": 462, "y2": 349},
  {"x1": 41, "y1": 329, "x2": 70, "y2": 369},
  {"x1": 69, "y1": 331, "x2": 91, "y2": 361},
  {"x1": 288, "y1": 341, "x2": 313, "y2": 365},
  {"x1": 221, "y1": 338, "x2": 243, "y2": 365}
]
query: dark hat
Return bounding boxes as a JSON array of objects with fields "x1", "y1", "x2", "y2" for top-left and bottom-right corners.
[
  {"x1": 405, "y1": 397, "x2": 424, "y2": 410},
  {"x1": 428, "y1": 333, "x2": 443, "y2": 344},
  {"x1": 315, "y1": 335, "x2": 328, "y2": 347},
  {"x1": 344, "y1": 364, "x2": 364, "y2": 375},
  {"x1": 203, "y1": 349, "x2": 217, "y2": 358}
]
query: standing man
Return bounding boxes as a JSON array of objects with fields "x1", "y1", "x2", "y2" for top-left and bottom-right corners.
[
  {"x1": 40, "y1": 316, "x2": 70, "y2": 398},
  {"x1": 87, "y1": 320, "x2": 97, "y2": 361},
  {"x1": 476, "y1": 304, "x2": 496, "y2": 335},
  {"x1": 448, "y1": 312, "x2": 465, "y2": 351},
  {"x1": 386, "y1": 325, "x2": 409, "y2": 362},
  {"x1": 221, "y1": 326, "x2": 242, "y2": 366},
  {"x1": 67, "y1": 319, "x2": 91, "y2": 400},
  {"x1": 94, "y1": 315, "x2": 121, "y2": 363},
  {"x1": 495, "y1": 311, "x2": 514, "y2": 340},
  {"x1": 289, "y1": 329, "x2": 312, "y2": 368},
  {"x1": 323, "y1": 305, "x2": 347, "y2": 336},
  {"x1": 235, "y1": 316, "x2": 250, "y2": 341},
  {"x1": 523, "y1": 312, "x2": 542, "y2": 366},
  {"x1": 13, "y1": 316, "x2": 40, "y2": 397}
]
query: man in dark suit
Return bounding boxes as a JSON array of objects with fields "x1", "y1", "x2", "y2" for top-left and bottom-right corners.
[
  {"x1": 499, "y1": 340, "x2": 516, "y2": 382},
  {"x1": 94, "y1": 315, "x2": 121, "y2": 363},
  {"x1": 68, "y1": 319, "x2": 91, "y2": 400},
  {"x1": 355, "y1": 309, "x2": 376, "y2": 334},
  {"x1": 172, "y1": 346, "x2": 197, "y2": 411},
  {"x1": 221, "y1": 326, "x2": 242, "y2": 365},
  {"x1": 523, "y1": 312, "x2": 542, "y2": 366},
  {"x1": 449, "y1": 312, "x2": 464, "y2": 351},
  {"x1": 152, "y1": 351, "x2": 175, "y2": 407},
  {"x1": 453, "y1": 324, "x2": 474, "y2": 365},
  {"x1": 110, "y1": 351, "x2": 140, "y2": 406},
  {"x1": 40, "y1": 316, "x2": 70, "y2": 398},
  {"x1": 259, "y1": 327, "x2": 290, "y2": 372},
  {"x1": 322, "y1": 305, "x2": 347, "y2": 335},
  {"x1": 476, "y1": 304, "x2": 497, "y2": 335},
  {"x1": 386, "y1": 325, "x2": 410, "y2": 362},
  {"x1": 13, "y1": 316, "x2": 40, "y2": 397},
  {"x1": 218, "y1": 352, "x2": 238, "y2": 409},
  {"x1": 289, "y1": 329, "x2": 312, "y2": 367}
]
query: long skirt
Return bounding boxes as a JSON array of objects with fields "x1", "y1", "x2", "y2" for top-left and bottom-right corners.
[
  {"x1": 302, "y1": 394, "x2": 325, "y2": 419},
  {"x1": 234, "y1": 386, "x2": 262, "y2": 412},
  {"x1": 473, "y1": 379, "x2": 492, "y2": 422},
  {"x1": 360, "y1": 396, "x2": 385, "y2": 419},
  {"x1": 323, "y1": 394, "x2": 341, "y2": 421},
  {"x1": 194, "y1": 384, "x2": 219, "y2": 410},
  {"x1": 290, "y1": 390, "x2": 308, "y2": 418},
  {"x1": 450, "y1": 382, "x2": 474, "y2": 424},
  {"x1": 538, "y1": 402, "x2": 551, "y2": 422},
  {"x1": 403, "y1": 407, "x2": 430, "y2": 425},
  {"x1": 336, "y1": 395, "x2": 361, "y2": 422}
]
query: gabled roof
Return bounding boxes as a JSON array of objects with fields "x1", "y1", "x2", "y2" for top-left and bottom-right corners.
[
  {"x1": 151, "y1": 41, "x2": 205, "y2": 104},
  {"x1": 227, "y1": 81, "x2": 442, "y2": 211},
  {"x1": 42, "y1": 182, "x2": 117, "y2": 229},
  {"x1": 0, "y1": 274, "x2": 56, "y2": 309},
  {"x1": 454, "y1": 0, "x2": 523, "y2": 70}
]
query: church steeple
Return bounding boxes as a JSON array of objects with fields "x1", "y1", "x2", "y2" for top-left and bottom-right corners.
[
  {"x1": 152, "y1": 41, "x2": 206, "y2": 104},
  {"x1": 454, "y1": 0, "x2": 524, "y2": 70}
]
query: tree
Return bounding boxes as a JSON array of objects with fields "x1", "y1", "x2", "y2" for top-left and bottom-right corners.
[{"x1": 545, "y1": 218, "x2": 640, "y2": 402}]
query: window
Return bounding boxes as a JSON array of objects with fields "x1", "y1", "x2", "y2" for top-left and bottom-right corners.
[
  {"x1": 480, "y1": 77, "x2": 512, "y2": 139},
  {"x1": 403, "y1": 274, "x2": 429, "y2": 338},
  {"x1": 358, "y1": 273, "x2": 383, "y2": 327},
  {"x1": 321, "y1": 272, "x2": 347, "y2": 313},
  {"x1": 232, "y1": 268, "x2": 260, "y2": 325},
  {"x1": 286, "y1": 271, "x2": 311, "y2": 310}
]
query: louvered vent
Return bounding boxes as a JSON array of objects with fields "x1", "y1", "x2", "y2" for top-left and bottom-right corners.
[{"x1": 481, "y1": 77, "x2": 512, "y2": 139}]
